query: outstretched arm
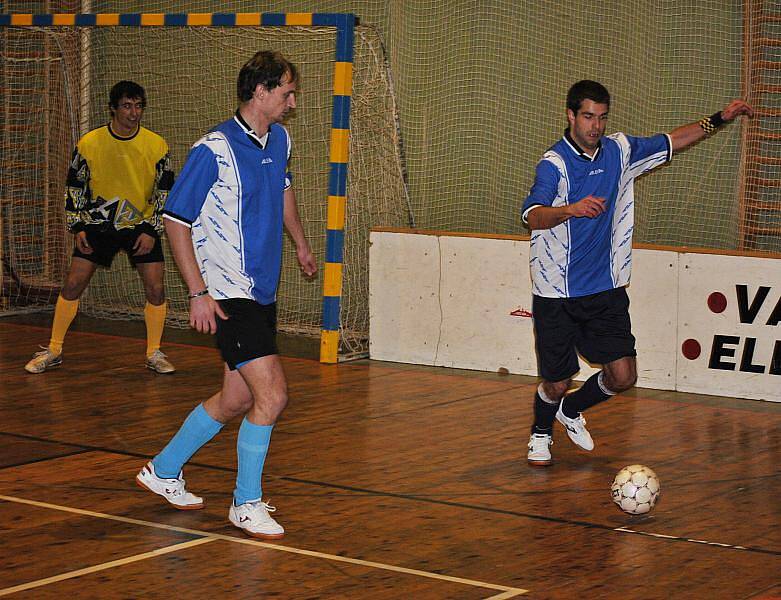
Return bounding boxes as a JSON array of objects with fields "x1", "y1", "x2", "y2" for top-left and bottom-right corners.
[{"x1": 669, "y1": 99, "x2": 754, "y2": 152}]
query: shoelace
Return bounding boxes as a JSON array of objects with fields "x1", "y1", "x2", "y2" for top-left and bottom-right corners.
[
  {"x1": 166, "y1": 479, "x2": 184, "y2": 496},
  {"x1": 529, "y1": 435, "x2": 552, "y2": 449},
  {"x1": 248, "y1": 500, "x2": 277, "y2": 513},
  {"x1": 33, "y1": 346, "x2": 54, "y2": 358},
  {"x1": 162, "y1": 475, "x2": 187, "y2": 497}
]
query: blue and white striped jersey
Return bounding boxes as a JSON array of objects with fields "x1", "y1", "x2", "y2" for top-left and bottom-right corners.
[
  {"x1": 163, "y1": 114, "x2": 292, "y2": 305},
  {"x1": 521, "y1": 131, "x2": 671, "y2": 298}
]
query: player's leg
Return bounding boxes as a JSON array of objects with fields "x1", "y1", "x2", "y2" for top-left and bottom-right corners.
[
  {"x1": 235, "y1": 356, "x2": 288, "y2": 507},
  {"x1": 152, "y1": 366, "x2": 251, "y2": 471},
  {"x1": 136, "y1": 365, "x2": 248, "y2": 510},
  {"x1": 557, "y1": 288, "x2": 637, "y2": 450},
  {"x1": 50, "y1": 257, "x2": 97, "y2": 350},
  {"x1": 213, "y1": 299, "x2": 286, "y2": 538},
  {"x1": 227, "y1": 354, "x2": 287, "y2": 539},
  {"x1": 24, "y1": 232, "x2": 107, "y2": 373},
  {"x1": 527, "y1": 295, "x2": 579, "y2": 465},
  {"x1": 131, "y1": 232, "x2": 175, "y2": 373}
]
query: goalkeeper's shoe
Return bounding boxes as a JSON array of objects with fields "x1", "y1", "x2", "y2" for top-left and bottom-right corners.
[
  {"x1": 145, "y1": 350, "x2": 176, "y2": 374},
  {"x1": 25, "y1": 347, "x2": 63, "y2": 374}
]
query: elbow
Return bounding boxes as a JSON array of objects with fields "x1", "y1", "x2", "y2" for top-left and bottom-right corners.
[
  {"x1": 526, "y1": 214, "x2": 543, "y2": 231},
  {"x1": 522, "y1": 208, "x2": 537, "y2": 230}
]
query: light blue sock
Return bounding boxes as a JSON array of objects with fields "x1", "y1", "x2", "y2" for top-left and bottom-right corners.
[
  {"x1": 152, "y1": 404, "x2": 223, "y2": 478},
  {"x1": 233, "y1": 418, "x2": 273, "y2": 506}
]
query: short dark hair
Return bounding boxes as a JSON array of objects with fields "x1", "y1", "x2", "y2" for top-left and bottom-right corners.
[
  {"x1": 237, "y1": 50, "x2": 298, "y2": 102},
  {"x1": 109, "y1": 80, "x2": 146, "y2": 109},
  {"x1": 566, "y1": 80, "x2": 610, "y2": 114}
]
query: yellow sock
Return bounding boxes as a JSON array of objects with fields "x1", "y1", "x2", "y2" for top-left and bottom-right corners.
[
  {"x1": 49, "y1": 295, "x2": 79, "y2": 355},
  {"x1": 145, "y1": 301, "x2": 167, "y2": 357}
]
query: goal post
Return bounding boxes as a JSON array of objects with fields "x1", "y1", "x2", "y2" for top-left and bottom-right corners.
[{"x1": 0, "y1": 12, "x2": 411, "y2": 361}]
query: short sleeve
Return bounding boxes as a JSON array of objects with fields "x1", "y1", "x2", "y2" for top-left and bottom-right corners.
[
  {"x1": 162, "y1": 143, "x2": 218, "y2": 226},
  {"x1": 626, "y1": 133, "x2": 672, "y2": 171},
  {"x1": 521, "y1": 159, "x2": 560, "y2": 223}
]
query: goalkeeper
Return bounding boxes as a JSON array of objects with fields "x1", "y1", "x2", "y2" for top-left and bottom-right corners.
[{"x1": 25, "y1": 80, "x2": 176, "y2": 375}]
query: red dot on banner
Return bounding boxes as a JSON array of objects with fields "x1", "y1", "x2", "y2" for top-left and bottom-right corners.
[
  {"x1": 708, "y1": 291, "x2": 727, "y2": 313},
  {"x1": 682, "y1": 339, "x2": 701, "y2": 360}
]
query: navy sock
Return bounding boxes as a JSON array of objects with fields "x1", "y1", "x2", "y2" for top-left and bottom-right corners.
[
  {"x1": 531, "y1": 391, "x2": 559, "y2": 435},
  {"x1": 562, "y1": 371, "x2": 612, "y2": 417}
]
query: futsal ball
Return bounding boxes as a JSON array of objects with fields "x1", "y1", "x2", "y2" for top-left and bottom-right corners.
[{"x1": 611, "y1": 464, "x2": 660, "y2": 515}]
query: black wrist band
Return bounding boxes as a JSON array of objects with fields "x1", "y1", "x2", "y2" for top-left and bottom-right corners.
[
  {"x1": 188, "y1": 289, "x2": 209, "y2": 299},
  {"x1": 699, "y1": 111, "x2": 725, "y2": 134},
  {"x1": 709, "y1": 111, "x2": 725, "y2": 128}
]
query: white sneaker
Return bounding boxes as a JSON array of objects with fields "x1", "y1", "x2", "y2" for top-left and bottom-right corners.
[
  {"x1": 135, "y1": 462, "x2": 203, "y2": 510},
  {"x1": 229, "y1": 500, "x2": 285, "y2": 539},
  {"x1": 555, "y1": 404, "x2": 594, "y2": 451},
  {"x1": 25, "y1": 347, "x2": 62, "y2": 374},
  {"x1": 145, "y1": 350, "x2": 176, "y2": 374},
  {"x1": 527, "y1": 433, "x2": 553, "y2": 466}
]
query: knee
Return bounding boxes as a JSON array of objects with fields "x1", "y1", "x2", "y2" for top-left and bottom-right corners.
[
  {"x1": 60, "y1": 276, "x2": 87, "y2": 300},
  {"x1": 60, "y1": 283, "x2": 82, "y2": 301},
  {"x1": 145, "y1": 283, "x2": 165, "y2": 305},
  {"x1": 542, "y1": 380, "x2": 570, "y2": 403},
  {"x1": 217, "y1": 392, "x2": 253, "y2": 421},
  {"x1": 604, "y1": 369, "x2": 636, "y2": 393},
  {"x1": 261, "y1": 385, "x2": 288, "y2": 422},
  {"x1": 271, "y1": 386, "x2": 289, "y2": 415}
]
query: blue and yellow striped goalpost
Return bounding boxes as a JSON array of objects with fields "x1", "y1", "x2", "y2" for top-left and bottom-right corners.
[{"x1": 0, "y1": 11, "x2": 355, "y2": 364}]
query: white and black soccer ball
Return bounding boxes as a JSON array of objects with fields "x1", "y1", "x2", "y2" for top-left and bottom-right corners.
[{"x1": 611, "y1": 464, "x2": 660, "y2": 515}]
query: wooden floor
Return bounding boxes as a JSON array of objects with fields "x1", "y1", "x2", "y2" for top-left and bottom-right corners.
[{"x1": 0, "y1": 317, "x2": 779, "y2": 599}]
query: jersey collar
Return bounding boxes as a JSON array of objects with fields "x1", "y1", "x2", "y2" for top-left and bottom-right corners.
[
  {"x1": 234, "y1": 110, "x2": 270, "y2": 149},
  {"x1": 563, "y1": 128, "x2": 601, "y2": 162},
  {"x1": 107, "y1": 122, "x2": 140, "y2": 141}
]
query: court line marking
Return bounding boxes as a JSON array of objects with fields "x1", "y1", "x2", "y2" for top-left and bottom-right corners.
[
  {"x1": 0, "y1": 494, "x2": 528, "y2": 597},
  {"x1": 613, "y1": 527, "x2": 752, "y2": 551},
  {"x1": 0, "y1": 538, "x2": 215, "y2": 597},
  {"x1": 485, "y1": 592, "x2": 531, "y2": 600},
  {"x1": 1, "y1": 440, "x2": 777, "y2": 557},
  {"x1": 285, "y1": 476, "x2": 781, "y2": 556}
]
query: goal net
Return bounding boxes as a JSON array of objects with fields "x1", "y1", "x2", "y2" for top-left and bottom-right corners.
[{"x1": 0, "y1": 23, "x2": 411, "y2": 358}]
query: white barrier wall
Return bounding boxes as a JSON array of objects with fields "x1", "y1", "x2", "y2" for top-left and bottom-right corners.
[
  {"x1": 676, "y1": 253, "x2": 780, "y2": 400},
  {"x1": 369, "y1": 231, "x2": 780, "y2": 402}
]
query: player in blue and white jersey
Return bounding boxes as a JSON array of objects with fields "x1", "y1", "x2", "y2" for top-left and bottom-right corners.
[
  {"x1": 136, "y1": 51, "x2": 317, "y2": 538},
  {"x1": 522, "y1": 80, "x2": 753, "y2": 466}
]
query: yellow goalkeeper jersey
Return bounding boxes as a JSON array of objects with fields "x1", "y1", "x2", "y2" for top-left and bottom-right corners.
[{"x1": 65, "y1": 124, "x2": 174, "y2": 235}]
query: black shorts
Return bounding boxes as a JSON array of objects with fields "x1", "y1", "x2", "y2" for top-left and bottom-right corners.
[
  {"x1": 73, "y1": 227, "x2": 164, "y2": 267},
  {"x1": 532, "y1": 287, "x2": 636, "y2": 382},
  {"x1": 215, "y1": 299, "x2": 278, "y2": 370}
]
